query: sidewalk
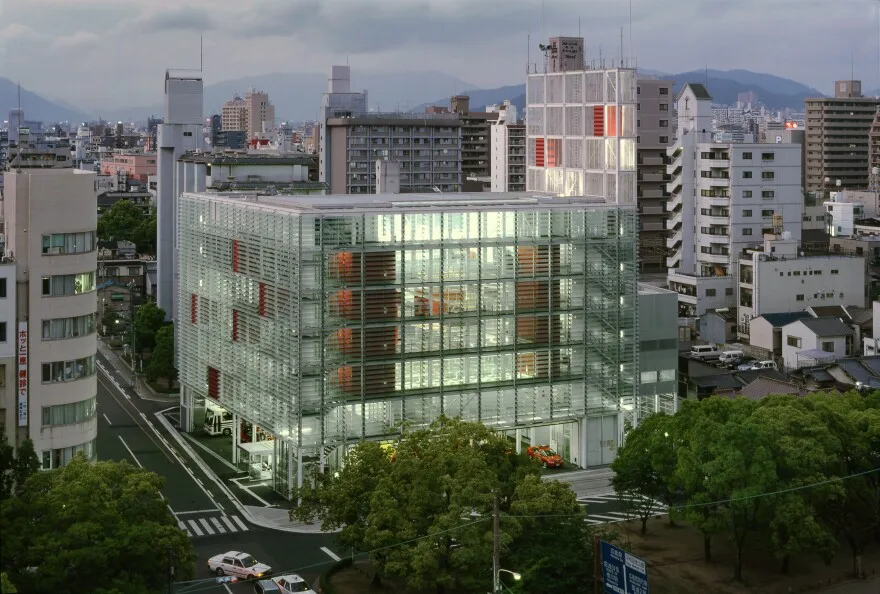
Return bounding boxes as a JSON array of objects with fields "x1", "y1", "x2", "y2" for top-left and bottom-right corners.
[{"x1": 96, "y1": 338, "x2": 176, "y2": 402}]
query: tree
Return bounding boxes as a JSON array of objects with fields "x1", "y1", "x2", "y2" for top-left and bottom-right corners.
[
  {"x1": 97, "y1": 200, "x2": 156, "y2": 255},
  {"x1": 1, "y1": 572, "x2": 17, "y2": 593},
  {"x1": 147, "y1": 324, "x2": 177, "y2": 387},
  {"x1": 0, "y1": 427, "x2": 40, "y2": 500},
  {"x1": 133, "y1": 301, "x2": 166, "y2": 355},
  {"x1": 291, "y1": 417, "x2": 579, "y2": 594},
  {"x1": 611, "y1": 413, "x2": 677, "y2": 534},
  {"x1": 0, "y1": 456, "x2": 195, "y2": 594}
]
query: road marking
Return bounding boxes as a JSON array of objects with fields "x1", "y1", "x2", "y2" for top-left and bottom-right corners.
[
  {"x1": 604, "y1": 511, "x2": 635, "y2": 518},
  {"x1": 117, "y1": 436, "x2": 143, "y2": 468},
  {"x1": 176, "y1": 509, "x2": 219, "y2": 516},
  {"x1": 589, "y1": 513, "x2": 630, "y2": 522},
  {"x1": 221, "y1": 515, "x2": 237, "y2": 531},
  {"x1": 210, "y1": 517, "x2": 226, "y2": 533},
  {"x1": 584, "y1": 519, "x2": 603, "y2": 525},
  {"x1": 98, "y1": 373, "x2": 174, "y2": 464},
  {"x1": 187, "y1": 519, "x2": 204, "y2": 536},
  {"x1": 198, "y1": 518, "x2": 214, "y2": 534},
  {"x1": 102, "y1": 413, "x2": 113, "y2": 425},
  {"x1": 182, "y1": 431, "x2": 238, "y2": 471},
  {"x1": 230, "y1": 477, "x2": 273, "y2": 507},
  {"x1": 177, "y1": 520, "x2": 190, "y2": 535},
  {"x1": 321, "y1": 547, "x2": 341, "y2": 561},
  {"x1": 231, "y1": 515, "x2": 249, "y2": 531},
  {"x1": 157, "y1": 405, "x2": 177, "y2": 415},
  {"x1": 222, "y1": 583, "x2": 234, "y2": 594}
]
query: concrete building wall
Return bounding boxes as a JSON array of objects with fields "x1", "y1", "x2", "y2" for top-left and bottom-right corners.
[
  {"x1": 206, "y1": 163, "x2": 310, "y2": 185},
  {"x1": 782, "y1": 321, "x2": 848, "y2": 369},
  {"x1": 638, "y1": 284, "x2": 678, "y2": 413},
  {"x1": 4, "y1": 169, "x2": 98, "y2": 466},
  {"x1": 749, "y1": 316, "x2": 776, "y2": 352},
  {"x1": 0, "y1": 263, "x2": 16, "y2": 432}
]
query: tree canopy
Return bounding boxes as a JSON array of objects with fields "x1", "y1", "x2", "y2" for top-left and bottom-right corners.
[
  {"x1": 0, "y1": 426, "x2": 40, "y2": 501},
  {"x1": 611, "y1": 391, "x2": 880, "y2": 581},
  {"x1": 133, "y1": 301, "x2": 167, "y2": 354},
  {"x1": 291, "y1": 417, "x2": 602, "y2": 594},
  {"x1": 97, "y1": 199, "x2": 156, "y2": 255},
  {"x1": 147, "y1": 324, "x2": 177, "y2": 387},
  {"x1": 0, "y1": 456, "x2": 195, "y2": 594}
]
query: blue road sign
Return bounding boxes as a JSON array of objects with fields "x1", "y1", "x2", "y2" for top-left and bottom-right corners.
[{"x1": 600, "y1": 540, "x2": 649, "y2": 594}]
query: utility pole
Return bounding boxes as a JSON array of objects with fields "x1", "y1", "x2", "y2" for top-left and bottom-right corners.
[
  {"x1": 492, "y1": 493, "x2": 500, "y2": 594},
  {"x1": 129, "y1": 281, "x2": 137, "y2": 389},
  {"x1": 167, "y1": 546, "x2": 175, "y2": 594}
]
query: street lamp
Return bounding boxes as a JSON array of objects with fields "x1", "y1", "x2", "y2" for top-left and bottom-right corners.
[
  {"x1": 495, "y1": 568, "x2": 521, "y2": 593},
  {"x1": 127, "y1": 281, "x2": 137, "y2": 390}
]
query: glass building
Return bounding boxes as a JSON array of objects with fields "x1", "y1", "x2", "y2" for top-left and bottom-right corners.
[{"x1": 177, "y1": 192, "x2": 642, "y2": 496}]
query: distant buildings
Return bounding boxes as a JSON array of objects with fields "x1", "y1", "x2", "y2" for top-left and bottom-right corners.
[
  {"x1": 99, "y1": 153, "x2": 156, "y2": 184},
  {"x1": 805, "y1": 80, "x2": 880, "y2": 194},
  {"x1": 449, "y1": 95, "x2": 497, "y2": 190},
  {"x1": 221, "y1": 89, "x2": 275, "y2": 140},
  {"x1": 489, "y1": 101, "x2": 525, "y2": 192}
]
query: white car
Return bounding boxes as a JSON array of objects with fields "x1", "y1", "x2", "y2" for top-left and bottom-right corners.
[
  {"x1": 208, "y1": 551, "x2": 271, "y2": 580},
  {"x1": 273, "y1": 574, "x2": 316, "y2": 593}
]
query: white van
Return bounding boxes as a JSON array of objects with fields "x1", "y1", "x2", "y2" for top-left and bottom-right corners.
[
  {"x1": 749, "y1": 360, "x2": 777, "y2": 371},
  {"x1": 690, "y1": 345, "x2": 721, "y2": 361},
  {"x1": 719, "y1": 350, "x2": 744, "y2": 365}
]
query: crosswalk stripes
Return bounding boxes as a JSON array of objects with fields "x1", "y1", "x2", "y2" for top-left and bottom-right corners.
[{"x1": 177, "y1": 513, "x2": 251, "y2": 538}]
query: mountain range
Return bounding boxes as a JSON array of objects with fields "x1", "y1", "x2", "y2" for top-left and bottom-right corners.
[{"x1": 0, "y1": 69, "x2": 849, "y2": 125}]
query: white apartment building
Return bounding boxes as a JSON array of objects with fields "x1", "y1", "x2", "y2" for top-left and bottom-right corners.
[
  {"x1": 0, "y1": 262, "x2": 16, "y2": 432},
  {"x1": 489, "y1": 101, "x2": 525, "y2": 192},
  {"x1": 3, "y1": 169, "x2": 98, "y2": 467},
  {"x1": 525, "y1": 50, "x2": 638, "y2": 204},
  {"x1": 825, "y1": 190, "x2": 879, "y2": 237},
  {"x1": 737, "y1": 233, "x2": 866, "y2": 339},
  {"x1": 666, "y1": 84, "x2": 803, "y2": 317}
]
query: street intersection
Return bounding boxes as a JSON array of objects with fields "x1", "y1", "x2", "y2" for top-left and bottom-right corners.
[{"x1": 95, "y1": 344, "x2": 663, "y2": 592}]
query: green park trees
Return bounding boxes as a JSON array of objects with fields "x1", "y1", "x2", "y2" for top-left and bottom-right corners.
[
  {"x1": 147, "y1": 324, "x2": 177, "y2": 389},
  {"x1": 0, "y1": 455, "x2": 195, "y2": 594},
  {"x1": 611, "y1": 391, "x2": 880, "y2": 582},
  {"x1": 291, "y1": 417, "x2": 602, "y2": 594},
  {"x1": 98, "y1": 199, "x2": 156, "y2": 255},
  {"x1": 133, "y1": 301, "x2": 166, "y2": 355}
]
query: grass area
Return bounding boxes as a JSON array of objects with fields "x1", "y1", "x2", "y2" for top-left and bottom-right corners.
[{"x1": 322, "y1": 518, "x2": 880, "y2": 593}]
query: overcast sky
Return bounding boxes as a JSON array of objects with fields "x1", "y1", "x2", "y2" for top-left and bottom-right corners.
[{"x1": 0, "y1": 0, "x2": 878, "y2": 109}]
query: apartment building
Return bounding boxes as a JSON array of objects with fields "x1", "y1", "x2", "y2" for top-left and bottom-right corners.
[
  {"x1": 636, "y1": 78, "x2": 674, "y2": 273},
  {"x1": 99, "y1": 153, "x2": 157, "y2": 183},
  {"x1": 323, "y1": 115, "x2": 462, "y2": 194},
  {"x1": 666, "y1": 84, "x2": 803, "y2": 317},
  {"x1": 2, "y1": 168, "x2": 98, "y2": 467},
  {"x1": 318, "y1": 66, "x2": 368, "y2": 188},
  {"x1": 489, "y1": 101, "x2": 526, "y2": 192},
  {"x1": 525, "y1": 58, "x2": 638, "y2": 204},
  {"x1": 450, "y1": 95, "x2": 498, "y2": 189},
  {"x1": 175, "y1": 191, "x2": 651, "y2": 494},
  {"x1": 805, "y1": 80, "x2": 880, "y2": 194},
  {"x1": 221, "y1": 90, "x2": 275, "y2": 140},
  {"x1": 870, "y1": 108, "x2": 880, "y2": 185},
  {"x1": 737, "y1": 233, "x2": 866, "y2": 339}
]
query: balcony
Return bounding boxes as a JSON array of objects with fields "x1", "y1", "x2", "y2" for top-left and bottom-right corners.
[
  {"x1": 641, "y1": 204, "x2": 665, "y2": 216},
  {"x1": 667, "y1": 192, "x2": 683, "y2": 212},
  {"x1": 705, "y1": 158, "x2": 729, "y2": 169},
  {"x1": 639, "y1": 187, "x2": 665, "y2": 199},
  {"x1": 666, "y1": 230, "x2": 682, "y2": 250},
  {"x1": 666, "y1": 211, "x2": 682, "y2": 230},
  {"x1": 640, "y1": 155, "x2": 664, "y2": 167},
  {"x1": 703, "y1": 214, "x2": 729, "y2": 226},
  {"x1": 704, "y1": 176, "x2": 730, "y2": 187},
  {"x1": 666, "y1": 252, "x2": 682, "y2": 269},
  {"x1": 700, "y1": 252, "x2": 730, "y2": 265},
  {"x1": 639, "y1": 173, "x2": 665, "y2": 183},
  {"x1": 666, "y1": 173, "x2": 682, "y2": 193}
]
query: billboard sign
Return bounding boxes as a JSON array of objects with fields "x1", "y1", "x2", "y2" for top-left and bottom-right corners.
[
  {"x1": 17, "y1": 322, "x2": 28, "y2": 427},
  {"x1": 601, "y1": 540, "x2": 649, "y2": 594}
]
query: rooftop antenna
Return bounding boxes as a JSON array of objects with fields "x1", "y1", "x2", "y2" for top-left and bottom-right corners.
[
  {"x1": 527, "y1": 32, "x2": 530, "y2": 73},
  {"x1": 620, "y1": 27, "x2": 624, "y2": 67},
  {"x1": 705, "y1": 64, "x2": 709, "y2": 87},
  {"x1": 541, "y1": 0, "x2": 546, "y2": 71},
  {"x1": 578, "y1": 16, "x2": 581, "y2": 37},
  {"x1": 15, "y1": 80, "x2": 22, "y2": 172},
  {"x1": 200, "y1": 35, "x2": 203, "y2": 72},
  {"x1": 629, "y1": 0, "x2": 633, "y2": 61}
]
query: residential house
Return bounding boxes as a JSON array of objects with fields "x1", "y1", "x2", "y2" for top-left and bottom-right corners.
[
  {"x1": 698, "y1": 308, "x2": 737, "y2": 344},
  {"x1": 781, "y1": 317, "x2": 854, "y2": 369},
  {"x1": 749, "y1": 311, "x2": 811, "y2": 357}
]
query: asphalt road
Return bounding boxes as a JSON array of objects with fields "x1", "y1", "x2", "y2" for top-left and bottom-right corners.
[
  {"x1": 95, "y1": 356, "x2": 343, "y2": 594},
  {"x1": 577, "y1": 492, "x2": 667, "y2": 526}
]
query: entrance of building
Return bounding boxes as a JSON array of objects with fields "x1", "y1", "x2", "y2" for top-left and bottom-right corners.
[{"x1": 585, "y1": 415, "x2": 618, "y2": 466}]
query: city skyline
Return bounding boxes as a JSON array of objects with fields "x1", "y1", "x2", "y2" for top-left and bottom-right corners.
[{"x1": 0, "y1": 0, "x2": 878, "y2": 110}]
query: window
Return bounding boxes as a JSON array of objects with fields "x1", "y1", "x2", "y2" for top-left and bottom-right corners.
[
  {"x1": 761, "y1": 152, "x2": 775, "y2": 161},
  {"x1": 660, "y1": 104, "x2": 669, "y2": 111},
  {"x1": 725, "y1": 287, "x2": 733, "y2": 296},
  {"x1": 41, "y1": 232, "x2": 96, "y2": 255},
  {"x1": 637, "y1": 86, "x2": 641, "y2": 94},
  {"x1": 659, "y1": 369, "x2": 675, "y2": 381},
  {"x1": 743, "y1": 209, "x2": 752, "y2": 217},
  {"x1": 787, "y1": 336, "x2": 802, "y2": 348},
  {"x1": 41, "y1": 438, "x2": 97, "y2": 469},
  {"x1": 659, "y1": 87, "x2": 669, "y2": 95},
  {"x1": 0, "y1": 278, "x2": 6, "y2": 298},
  {"x1": 41, "y1": 272, "x2": 95, "y2": 297},
  {"x1": 127, "y1": 267, "x2": 140, "y2": 276},
  {"x1": 743, "y1": 228, "x2": 753, "y2": 236},
  {"x1": 742, "y1": 171, "x2": 753, "y2": 179},
  {"x1": 742, "y1": 152, "x2": 752, "y2": 159},
  {"x1": 42, "y1": 314, "x2": 97, "y2": 341},
  {"x1": 659, "y1": 136, "x2": 668, "y2": 144},
  {"x1": 761, "y1": 171, "x2": 775, "y2": 180},
  {"x1": 762, "y1": 190, "x2": 775, "y2": 198},
  {"x1": 705, "y1": 288, "x2": 716, "y2": 297},
  {"x1": 761, "y1": 209, "x2": 775, "y2": 217},
  {"x1": 821, "y1": 341, "x2": 834, "y2": 353},
  {"x1": 183, "y1": 131, "x2": 193, "y2": 137},
  {"x1": 41, "y1": 356, "x2": 96, "y2": 383},
  {"x1": 640, "y1": 371, "x2": 657, "y2": 384},
  {"x1": 796, "y1": 294, "x2": 804, "y2": 301},
  {"x1": 831, "y1": 269, "x2": 839, "y2": 275},
  {"x1": 41, "y1": 396, "x2": 97, "y2": 426},
  {"x1": 0, "y1": 322, "x2": 5, "y2": 342},
  {"x1": 742, "y1": 190, "x2": 753, "y2": 198}
]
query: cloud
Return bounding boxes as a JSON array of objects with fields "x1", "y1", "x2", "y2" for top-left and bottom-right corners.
[
  {"x1": 52, "y1": 31, "x2": 101, "y2": 49},
  {"x1": 0, "y1": 23, "x2": 46, "y2": 42},
  {"x1": 138, "y1": 6, "x2": 215, "y2": 32}
]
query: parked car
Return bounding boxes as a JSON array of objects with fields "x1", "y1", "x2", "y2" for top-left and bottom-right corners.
[
  {"x1": 718, "y1": 350, "x2": 744, "y2": 366},
  {"x1": 255, "y1": 579, "x2": 283, "y2": 594},
  {"x1": 690, "y1": 345, "x2": 721, "y2": 361},
  {"x1": 527, "y1": 445, "x2": 565, "y2": 468},
  {"x1": 748, "y1": 360, "x2": 777, "y2": 371},
  {"x1": 208, "y1": 551, "x2": 271, "y2": 580},
  {"x1": 272, "y1": 574, "x2": 316, "y2": 593}
]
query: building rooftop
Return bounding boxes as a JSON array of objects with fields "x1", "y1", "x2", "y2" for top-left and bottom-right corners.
[
  {"x1": 758, "y1": 311, "x2": 811, "y2": 328},
  {"x1": 637, "y1": 283, "x2": 677, "y2": 296},
  {"x1": 797, "y1": 316, "x2": 854, "y2": 337},
  {"x1": 703, "y1": 307, "x2": 737, "y2": 322},
  {"x1": 180, "y1": 152, "x2": 315, "y2": 166},
  {"x1": 737, "y1": 377, "x2": 803, "y2": 400},
  {"x1": 181, "y1": 191, "x2": 620, "y2": 215},
  {"x1": 679, "y1": 82, "x2": 712, "y2": 101},
  {"x1": 807, "y1": 305, "x2": 851, "y2": 321}
]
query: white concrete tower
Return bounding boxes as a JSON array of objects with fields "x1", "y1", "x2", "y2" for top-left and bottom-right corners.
[{"x1": 157, "y1": 70, "x2": 204, "y2": 322}]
